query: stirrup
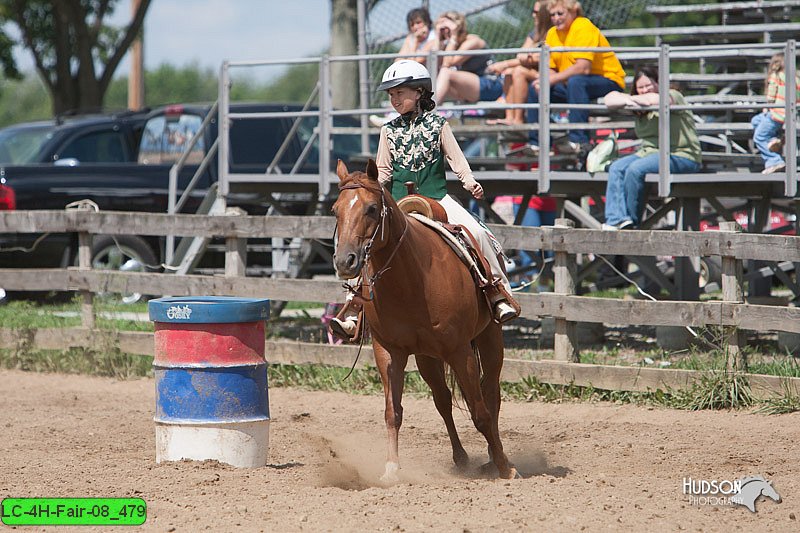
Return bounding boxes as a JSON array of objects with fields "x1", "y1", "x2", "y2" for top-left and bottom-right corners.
[
  {"x1": 330, "y1": 316, "x2": 358, "y2": 341},
  {"x1": 494, "y1": 301, "x2": 518, "y2": 323}
]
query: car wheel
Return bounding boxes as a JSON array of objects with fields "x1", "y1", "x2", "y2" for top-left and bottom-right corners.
[
  {"x1": 90, "y1": 235, "x2": 158, "y2": 304},
  {"x1": 699, "y1": 256, "x2": 722, "y2": 289}
]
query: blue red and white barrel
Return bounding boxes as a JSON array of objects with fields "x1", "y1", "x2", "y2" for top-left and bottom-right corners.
[{"x1": 148, "y1": 296, "x2": 270, "y2": 467}]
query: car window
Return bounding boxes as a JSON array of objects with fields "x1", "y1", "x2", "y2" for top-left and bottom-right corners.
[
  {"x1": 58, "y1": 130, "x2": 129, "y2": 163},
  {"x1": 139, "y1": 113, "x2": 204, "y2": 165},
  {"x1": 0, "y1": 125, "x2": 53, "y2": 164}
]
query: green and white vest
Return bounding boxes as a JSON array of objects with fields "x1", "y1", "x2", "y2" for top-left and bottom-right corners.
[{"x1": 384, "y1": 111, "x2": 447, "y2": 201}]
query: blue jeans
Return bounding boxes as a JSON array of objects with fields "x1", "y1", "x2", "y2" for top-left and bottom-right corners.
[
  {"x1": 751, "y1": 111, "x2": 784, "y2": 168},
  {"x1": 527, "y1": 75, "x2": 621, "y2": 145},
  {"x1": 513, "y1": 203, "x2": 556, "y2": 268},
  {"x1": 604, "y1": 153, "x2": 701, "y2": 226}
]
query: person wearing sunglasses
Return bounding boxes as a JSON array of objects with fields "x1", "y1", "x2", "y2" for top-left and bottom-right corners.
[{"x1": 525, "y1": 0, "x2": 625, "y2": 157}]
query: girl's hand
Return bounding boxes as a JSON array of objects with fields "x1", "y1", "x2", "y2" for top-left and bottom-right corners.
[{"x1": 467, "y1": 181, "x2": 484, "y2": 200}]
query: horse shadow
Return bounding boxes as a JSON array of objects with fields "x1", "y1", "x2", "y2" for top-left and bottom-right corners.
[{"x1": 452, "y1": 449, "x2": 571, "y2": 480}]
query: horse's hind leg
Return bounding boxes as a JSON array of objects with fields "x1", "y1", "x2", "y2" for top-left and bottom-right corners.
[
  {"x1": 415, "y1": 354, "x2": 469, "y2": 469},
  {"x1": 475, "y1": 324, "x2": 504, "y2": 438},
  {"x1": 373, "y1": 341, "x2": 409, "y2": 484},
  {"x1": 448, "y1": 341, "x2": 517, "y2": 480},
  {"x1": 474, "y1": 323, "x2": 518, "y2": 477}
]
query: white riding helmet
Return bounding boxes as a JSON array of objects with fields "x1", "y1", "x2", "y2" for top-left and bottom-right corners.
[{"x1": 378, "y1": 60, "x2": 433, "y2": 93}]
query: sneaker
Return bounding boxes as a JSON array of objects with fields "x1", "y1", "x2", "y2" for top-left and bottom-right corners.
[
  {"x1": 618, "y1": 220, "x2": 634, "y2": 229},
  {"x1": 330, "y1": 316, "x2": 357, "y2": 340},
  {"x1": 762, "y1": 162, "x2": 786, "y2": 174},
  {"x1": 494, "y1": 301, "x2": 517, "y2": 323},
  {"x1": 523, "y1": 143, "x2": 540, "y2": 156},
  {"x1": 768, "y1": 138, "x2": 783, "y2": 153},
  {"x1": 554, "y1": 137, "x2": 581, "y2": 154},
  {"x1": 498, "y1": 129, "x2": 528, "y2": 143},
  {"x1": 601, "y1": 223, "x2": 620, "y2": 231}
]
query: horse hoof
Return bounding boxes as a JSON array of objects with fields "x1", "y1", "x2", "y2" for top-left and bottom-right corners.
[
  {"x1": 453, "y1": 450, "x2": 469, "y2": 469},
  {"x1": 479, "y1": 461, "x2": 499, "y2": 477},
  {"x1": 507, "y1": 467, "x2": 522, "y2": 480},
  {"x1": 380, "y1": 462, "x2": 400, "y2": 485}
]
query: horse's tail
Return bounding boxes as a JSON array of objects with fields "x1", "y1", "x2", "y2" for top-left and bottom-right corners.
[{"x1": 444, "y1": 340, "x2": 483, "y2": 416}]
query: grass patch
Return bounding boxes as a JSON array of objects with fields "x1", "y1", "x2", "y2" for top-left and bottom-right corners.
[
  {"x1": 667, "y1": 371, "x2": 755, "y2": 410},
  {"x1": 756, "y1": 383, "x2": 800, "y2": 414},
  {"x1": 0, "y1": 346, "x2": 153, "y2": 379},
  {"x1": 269, "y1": 364, "x2": 431, "y2": 396}
]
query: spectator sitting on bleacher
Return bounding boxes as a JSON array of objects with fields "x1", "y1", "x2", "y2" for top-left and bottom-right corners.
[
  {"x1": 524, "y1": 0, "x2": 625, "y2": 155},
  {"x1": 396, "y1": 7, "x2": 436, "y2": 65},
  {"x1": 485, "y1": 1, "x2": 553, "y2": 128},
  {"x1": 601, "y1": 66, "x2": 702, "y2": 230},
  {"x1": 751, "y1": 53, "x2": 800, "y2": 175},
  {"x1": 433, "y1": 11, "x2": 504, "y2": 105}
]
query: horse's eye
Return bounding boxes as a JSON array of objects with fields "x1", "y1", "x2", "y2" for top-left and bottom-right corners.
[{"x1": 366, "y1": 204, "x2": 379, "y2": 217}]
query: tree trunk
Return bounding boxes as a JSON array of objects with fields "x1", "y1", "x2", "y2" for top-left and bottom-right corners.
[{"x1": 330, "y1": 0, "x2": 359, "y2": 110}]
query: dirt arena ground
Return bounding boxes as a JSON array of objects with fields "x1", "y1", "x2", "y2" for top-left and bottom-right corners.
[{"x1": 1, "y1": 368, "x2": 798, "y2": 532}]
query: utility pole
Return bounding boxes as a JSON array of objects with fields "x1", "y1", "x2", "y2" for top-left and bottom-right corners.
[{"x1": 128, "y1": 0, "x2": 145, "y2": 110}]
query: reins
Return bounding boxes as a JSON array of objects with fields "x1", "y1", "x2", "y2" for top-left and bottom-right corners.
[
  {"x1": 337, "y1": 178, "x2": 409, "y2": 300},
  {"x1": 335, "y1": 176, "x2": 410, "y2": 380}
]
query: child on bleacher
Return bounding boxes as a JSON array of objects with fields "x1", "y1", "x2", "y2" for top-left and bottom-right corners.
[{"x1": 751, "y1": 53, "x2": 800, "y2": 174}]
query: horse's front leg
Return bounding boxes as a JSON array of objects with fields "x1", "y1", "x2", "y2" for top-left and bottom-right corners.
[{"x1": 373, "y1": 340, "x2": 409, "y2": 484}]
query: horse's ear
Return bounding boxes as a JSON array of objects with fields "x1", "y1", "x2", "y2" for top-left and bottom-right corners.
[
  {"x1": 336, "y1": 159, "x2": 349, "y2": 182},
  {"x1": 366, "y1": 159, "x2": 378, "y2": 181}
]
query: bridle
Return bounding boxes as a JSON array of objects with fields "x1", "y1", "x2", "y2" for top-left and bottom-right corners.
[{"x1": 336, "y1": 177, "x2": 409, "y2": 298}]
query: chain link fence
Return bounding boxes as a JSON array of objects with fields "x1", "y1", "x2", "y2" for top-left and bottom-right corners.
[{"x1": 364, "y1": 0, "x2": 687, "y2": 104}]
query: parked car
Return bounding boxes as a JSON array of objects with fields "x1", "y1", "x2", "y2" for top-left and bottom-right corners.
[{"x1": 0, "y1": 103, "x2": 377, "y2": 301}]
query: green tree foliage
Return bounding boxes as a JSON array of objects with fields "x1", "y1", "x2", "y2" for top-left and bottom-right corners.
[
  {"x1": 0, "y1": 74, "x2": 50, "y2": 126},
  {"x1": 0, "y1": 0, "x2": 151, "y2": 115}
]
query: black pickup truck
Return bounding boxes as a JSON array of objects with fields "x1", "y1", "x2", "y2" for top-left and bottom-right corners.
[{"x1": 0, "y1": 103, "x2": 375, "y2": 299}]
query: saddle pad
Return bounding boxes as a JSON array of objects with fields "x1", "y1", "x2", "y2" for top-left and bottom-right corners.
[{"x1": 408, "y1": 213, "x2": 489, "y2": 286}]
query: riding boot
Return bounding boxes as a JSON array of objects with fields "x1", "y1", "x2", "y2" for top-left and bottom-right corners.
[
  {"x1": 484, "y1": 282, "x2": 521, "y2": 324},
  {"x1": 329, "y1": 298, "x2": 364, "y2": 342}
]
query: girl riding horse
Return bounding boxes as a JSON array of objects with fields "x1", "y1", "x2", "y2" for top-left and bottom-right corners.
[{"x1": 331, "y1": 60, "x2": 519, "y2": 341}]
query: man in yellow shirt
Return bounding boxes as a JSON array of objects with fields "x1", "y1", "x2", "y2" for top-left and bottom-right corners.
[{"x1": 526, "y1": 0, "x2": 625, "y2": 155}]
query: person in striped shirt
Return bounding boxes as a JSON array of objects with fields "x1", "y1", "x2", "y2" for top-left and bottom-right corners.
[{"x1": 751, "y1": 53, "x2": 800, "y2": 174}]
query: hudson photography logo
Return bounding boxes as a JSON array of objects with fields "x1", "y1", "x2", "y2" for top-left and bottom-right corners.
[{"x1": 682, "y1": 475, "x2": 782, "y2": 512}]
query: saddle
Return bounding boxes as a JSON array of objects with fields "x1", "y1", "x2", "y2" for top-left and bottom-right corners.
[
  {"x1": 397, "y1": 182, "x2": 520, "y2": 322},
  {"x1": 397, "y1": 190, "x2": 448, "y2": 223}
]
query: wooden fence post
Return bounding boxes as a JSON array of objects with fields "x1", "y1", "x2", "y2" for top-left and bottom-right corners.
[
  {"x1": 719, "y1": 221, "x2": 745, "y2": 370},
  {"x1": 77, "y1": 231, "x2": 95, "y2": 329},
  {"x1": 225, "y1": 207, "x2": 247, "y2": 278},
  {"x1": 553, "y1": 218, "x2": 578, "y2": 362}
]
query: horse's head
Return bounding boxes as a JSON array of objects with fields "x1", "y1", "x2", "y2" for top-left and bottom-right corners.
[{"x1": 332, "y1": 159, "x2": 388, "y2": 279}]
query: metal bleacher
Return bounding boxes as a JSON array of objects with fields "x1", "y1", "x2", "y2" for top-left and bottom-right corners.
[{"x1": 175, "y1": 0, "x2": 799, "y2": 301}]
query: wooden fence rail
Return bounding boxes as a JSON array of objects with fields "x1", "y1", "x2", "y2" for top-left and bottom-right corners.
[
  {"x1": 1, "y1": 326, "x2": 797, "y2": 400},
  {"x1": 2, "y1": 210, "x2": 800, "y2": 382}
]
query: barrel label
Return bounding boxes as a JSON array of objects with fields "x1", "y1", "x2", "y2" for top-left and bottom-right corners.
[{"x1": 166, "y1": 305, "x2": 193, "y2": 320}]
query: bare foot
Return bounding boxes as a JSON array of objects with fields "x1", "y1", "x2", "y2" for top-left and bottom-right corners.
[{"x1": 487, "y1": 118, "x2": 522, "y2": 126}]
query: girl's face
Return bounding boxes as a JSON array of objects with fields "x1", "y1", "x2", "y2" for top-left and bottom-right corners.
[
  {"x1": 409, "y1": 18, "x2": 429, "y2": 41},
  {"x1": 550, "y1": 3, "x2": 577, "y2": 32},
  {"x1": 635, "y1": 75, "x2": 658, "y2": 95},
  {"x1": 387, "y1": 86, "x2": 420, "y2": 115}
]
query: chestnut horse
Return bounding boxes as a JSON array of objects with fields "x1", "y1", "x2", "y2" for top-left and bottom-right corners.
[{"x1": 332, "y1": 159, "x2": 517, "y2": 482}]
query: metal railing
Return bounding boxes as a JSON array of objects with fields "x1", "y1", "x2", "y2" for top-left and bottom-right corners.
[{"x1": 205, "y1": 39, "x2": 799, "y2": 214}]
